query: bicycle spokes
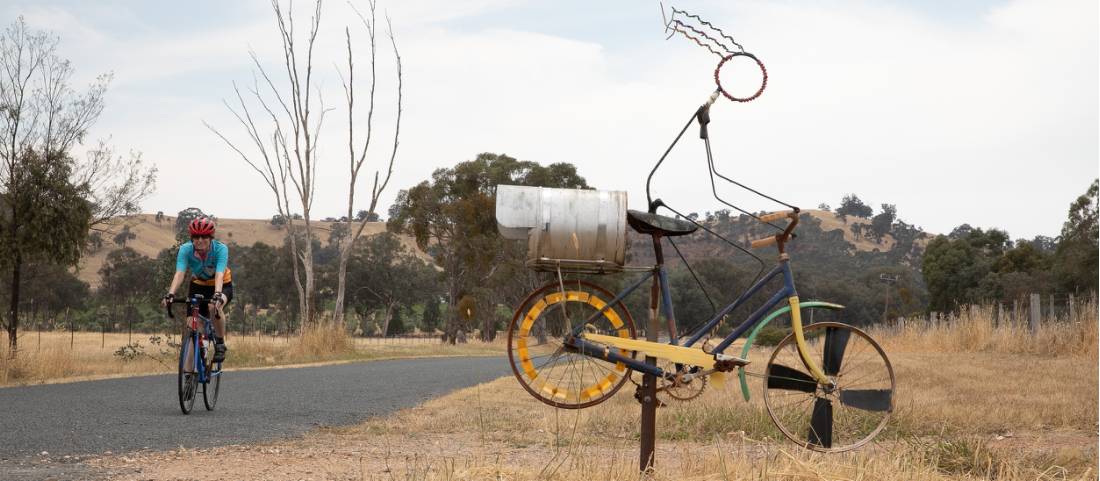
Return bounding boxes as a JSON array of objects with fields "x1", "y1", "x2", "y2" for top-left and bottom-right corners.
[
  {"x1": 507, "y1": 281, "x2": 636, "y2": 409},
  {"x1": 764, "y1": 322, "x2": 895, "y2": 452}
]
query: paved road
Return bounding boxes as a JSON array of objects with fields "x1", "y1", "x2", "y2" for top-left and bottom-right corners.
[{"x1": 0, "y1": 356, "x2": 507, "y2": 475}]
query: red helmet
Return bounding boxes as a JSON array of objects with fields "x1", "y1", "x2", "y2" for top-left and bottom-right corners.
[{"x1": 188, "y1": 217, "x2": 216, "y2": 236}]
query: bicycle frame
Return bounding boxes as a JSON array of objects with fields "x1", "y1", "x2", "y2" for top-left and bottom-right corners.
[
  {"x1": 566, "y1": 255, "x2": 828, "y2": 383},
  {"x1": 178, "y1": 298, "x2": 221, "y2": 384}
]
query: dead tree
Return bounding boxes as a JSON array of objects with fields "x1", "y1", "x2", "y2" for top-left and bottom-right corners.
[
  {"x1": 206, "y1": 0, "x2": 327, "y2": 325},
  {"x1": 332, "y1": 0, "x2": 403, "y2": 327}
]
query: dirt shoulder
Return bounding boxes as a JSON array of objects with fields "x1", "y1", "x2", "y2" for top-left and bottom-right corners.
[{"x1": 82, "y1": 347, "x2": 1098, "y2": 481}]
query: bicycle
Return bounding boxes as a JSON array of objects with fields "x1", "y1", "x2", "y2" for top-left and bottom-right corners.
[
  {"x1": 166, "y1": 294, "x2": 223, "y2": 415},
  {"x1": 505, "y1": 208, "x2": 896, "y2": 452}
]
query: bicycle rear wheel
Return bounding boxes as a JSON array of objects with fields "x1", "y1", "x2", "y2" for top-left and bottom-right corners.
[
  {"x1": 178, "y1": 332, "x2": 198, "y2": 415},
  {"x1": 203, "y1": 339, "x2": 221, "y2": 411},
  {"x1": 763, "y1": 322, "x2": 894, "y2": 452},
  {"x1": 506, "y1": 280, "x2": 636, "y2": 409}
]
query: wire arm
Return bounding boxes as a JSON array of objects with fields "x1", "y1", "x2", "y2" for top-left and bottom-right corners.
[
  {"x1": 696, "y1": 105, "x2": 798, "y2": 233},
  {"x1": 661, "y1": 4, "x2": 744, "y2": 57}
]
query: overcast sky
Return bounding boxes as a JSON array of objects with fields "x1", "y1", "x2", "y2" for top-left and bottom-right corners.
[{"x1": 5, "y1": 0, "x2": 1097, "y2": 239}]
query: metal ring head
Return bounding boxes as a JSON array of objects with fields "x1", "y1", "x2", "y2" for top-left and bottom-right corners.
[{"x1": 714, "y1": 52, "x2": 768, "y2": 102}]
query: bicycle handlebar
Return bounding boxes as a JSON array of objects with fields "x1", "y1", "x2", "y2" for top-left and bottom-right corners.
[
  {"x1": 750, "y1": 235, "x2": 778, "y2": 248},
  {"x1": 750, "y1": 210, "x2": 800, "y2": 251},
  {"x1": 757, "y1": 211, "x2": 791, "y2": 223},
  {"x1": 164, "y1": 296, "x2": 214, "y2": 319}
]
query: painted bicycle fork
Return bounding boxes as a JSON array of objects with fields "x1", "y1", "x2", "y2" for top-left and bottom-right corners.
[{"x1": 564, "y1": 256, "x2": 835, "y2": 390}]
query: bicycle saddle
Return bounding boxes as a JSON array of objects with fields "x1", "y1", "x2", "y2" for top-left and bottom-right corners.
[{"x1": 627, "y1": 210, "x2": 698, "y2": 237}]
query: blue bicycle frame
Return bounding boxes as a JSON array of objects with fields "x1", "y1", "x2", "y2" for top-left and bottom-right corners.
[
  {"x1": 176, "y1": 296, "x2": 222, "y2": 384},
  {"x1": 565, "y1": 257, "x2": 800, "y2": 379}
]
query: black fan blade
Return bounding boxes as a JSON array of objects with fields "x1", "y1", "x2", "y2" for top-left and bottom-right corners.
[
  {"x1": 767, "y1": 363, "x2": 816, "y2": 393},
  {"x1": 839, "y1": 388, "x2": 893, "y2": 412},
  {"x1": 822, "y1": 327, "x2": 851, "y2": 376},
  {"x1": 808, "y1": 397, "x2": 833, "y2": 448}
]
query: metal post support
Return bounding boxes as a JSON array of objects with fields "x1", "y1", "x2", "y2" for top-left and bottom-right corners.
[
  {"x1": 639, "y1": 271, "x2": 659, "y2": 473},
  {"x1": 1028, "y1": 293, "x2": 1040, "y2": 336}
]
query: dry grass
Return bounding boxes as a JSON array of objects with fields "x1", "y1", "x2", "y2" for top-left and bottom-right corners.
[
  {"x1": 91, "y1": 303, "x2": 1098, "y2": 480},
  {"x1": 0, "y1": 328, "x2": 502, "y2": 387},
  {"x1": 875, "y1": 299, "x2": 1099, "y2": 358}
]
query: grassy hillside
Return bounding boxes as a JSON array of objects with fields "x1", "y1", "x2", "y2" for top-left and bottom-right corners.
[
  {"x1": 628, "y1": 208, "x2": 930, "y2": 264},
  {"x1": 77, "y1": 214, "x2": 424, "y2": 288}
]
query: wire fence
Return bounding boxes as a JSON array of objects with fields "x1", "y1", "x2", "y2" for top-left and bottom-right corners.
[{"x1": 898, "y1": 291, "x2": 1098, "y2": 335}]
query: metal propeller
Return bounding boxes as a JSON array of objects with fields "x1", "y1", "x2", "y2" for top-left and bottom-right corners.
[{"x1": 767, "y1": 326, "x2": 893, "y2": 449}]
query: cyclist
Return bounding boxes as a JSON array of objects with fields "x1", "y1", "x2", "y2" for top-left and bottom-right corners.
[{"x1": 160, "y1": 217, "x2": 233, "y2": 362}]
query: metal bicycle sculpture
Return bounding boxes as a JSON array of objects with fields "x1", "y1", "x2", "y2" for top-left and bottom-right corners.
[{"x1": 501, "y1": 8, "x2": 895, "y2": 453}]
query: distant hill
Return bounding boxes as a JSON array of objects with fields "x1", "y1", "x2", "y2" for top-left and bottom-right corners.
[
  {"x1": 622, "y1": 209, "x2": 934, "y2": 325},
  {"x1": 627, "y1": 209, "x2": 931, "y2": 266},
  {"x1": 77, "y1": 214, "x2": 424, "y2": 288}
]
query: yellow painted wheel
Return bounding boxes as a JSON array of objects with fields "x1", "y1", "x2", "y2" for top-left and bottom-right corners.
[{"x1": 506, "y1": 280, "x2": 636, "y2": 409}]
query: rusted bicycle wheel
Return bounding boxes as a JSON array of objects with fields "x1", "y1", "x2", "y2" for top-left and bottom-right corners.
[
  {"x1": 764, "y1": 322, "x2": 895, "y2": 452},
  {"x1": 506, "y1": 280, "x2": 636, "y2": 409}
]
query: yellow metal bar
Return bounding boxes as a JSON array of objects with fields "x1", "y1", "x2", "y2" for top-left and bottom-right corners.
[
  {"x1": 584, "y1": 333, "x2": 716, "y2": 369},
  {"x1": 710, "y1": 371, "x2": 726, "y2": 388},
  {"x1": 789, "y1": 296, "x2": 829, "y2": 384}
]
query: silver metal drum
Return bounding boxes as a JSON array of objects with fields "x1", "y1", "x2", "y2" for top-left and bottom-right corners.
[{"x1": 496, "y1": 185, "x2": 627, "y2": 273}]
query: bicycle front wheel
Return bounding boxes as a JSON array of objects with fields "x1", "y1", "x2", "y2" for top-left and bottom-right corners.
[
  {"x1": 763, "y1": 322, "x2": 895, "y2": 452},
  {"x1": 203, "y1": 339, "x2": 221, "y2": 411},
  {"x1": 178, "y1": 332, "x2": 198, "y2": 415},
  {"x1": 506, "y1": 280, "x2": 636, "y2": 409}
]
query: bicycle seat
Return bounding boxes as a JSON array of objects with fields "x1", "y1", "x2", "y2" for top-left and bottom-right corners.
[{"x1": 627, "y1": 210, "x2": 698, "y2": 237}]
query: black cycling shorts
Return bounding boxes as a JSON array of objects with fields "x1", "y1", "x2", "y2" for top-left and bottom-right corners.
[{"x1": 188, "y1": 282, "x2": 234, "y2": 319}]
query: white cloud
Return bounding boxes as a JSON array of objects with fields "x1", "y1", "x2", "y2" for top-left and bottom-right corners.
[{"x1": 5, "y1": 0, "x2": 1095, "y2": 239}]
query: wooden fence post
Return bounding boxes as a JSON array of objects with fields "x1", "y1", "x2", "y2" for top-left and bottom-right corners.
[
  {"x1": 1069, "y1": 294, "x2": 1076, "y2": 321},
  {"x1": 1013, "y1": 299, "x2": 1019, "y2": 325},
  {"x1": 1028, "y1": 293, "x2": 1040, "y2": 336}
]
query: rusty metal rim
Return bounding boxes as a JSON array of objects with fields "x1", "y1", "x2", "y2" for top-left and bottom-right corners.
[{"x1": 506, "y1": 279, "x2": 637, "y2": 410}]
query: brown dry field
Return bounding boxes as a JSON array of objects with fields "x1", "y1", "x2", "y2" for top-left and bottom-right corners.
[
  {"x1": 80, "y1": 305, "x2": 1098, "y2": 481},
  {"x1": 77, "y1": 210, "x2": 891, "y2": 288},
  {"x1": 77, "y1": 214, "x2": 429, "y2": 288}
]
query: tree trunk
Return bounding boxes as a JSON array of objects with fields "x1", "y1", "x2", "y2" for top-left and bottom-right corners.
[
  {"x1": 302, "y1": 217, "x2": 316, "y2": 324},
  {"x1": 443, "y1": 284, "x2": 459, "y2": 345},
  {"x1": 7, "y1": 253, "x2": 21, "y2": 357},
  {"x1": 480, "y1": 300, "x2": 496, "y2": 342},
  {"x1": 380, "y1": 301, "x2": 395, "y2": 337},
  {"x1": 333, "y1": 237, "x2": 353, "y2": 327},
  {"x1": 284, "y1": 220, "x2": 310, "y2": 327}
]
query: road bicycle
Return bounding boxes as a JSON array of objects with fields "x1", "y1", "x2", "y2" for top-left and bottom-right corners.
[
  {"x1": 502, "y1": 13, "x2": 895, "y2": 451},
  {"x1": 167, "y1": 294, "x2": 223, "y2": 415}
]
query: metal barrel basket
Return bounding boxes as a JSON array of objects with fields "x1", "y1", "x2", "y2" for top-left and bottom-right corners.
[{"x1": 496, "y1": 185, "x2": 627, "y2": 274}]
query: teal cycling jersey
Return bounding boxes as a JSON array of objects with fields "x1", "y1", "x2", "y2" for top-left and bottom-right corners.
[{"x1": 176, "y1": 240, "x2": 232, "y2": 285}]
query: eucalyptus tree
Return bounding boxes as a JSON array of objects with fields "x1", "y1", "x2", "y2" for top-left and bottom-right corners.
[
  {"x1": 0, "y1": 18, "x2": 155, "y2": 355},
  {"x1": 388, "y1": 153, "x2": 588, "y2": 343}
]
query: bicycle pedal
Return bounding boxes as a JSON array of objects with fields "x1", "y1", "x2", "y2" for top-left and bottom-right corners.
[{"x1": 713, "y1": 353, "x2": 750, "y2": 371}]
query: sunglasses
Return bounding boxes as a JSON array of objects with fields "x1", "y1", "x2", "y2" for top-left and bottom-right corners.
[{"x1": 191, "y1": 235, "x2": 213, "y2": 240}]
